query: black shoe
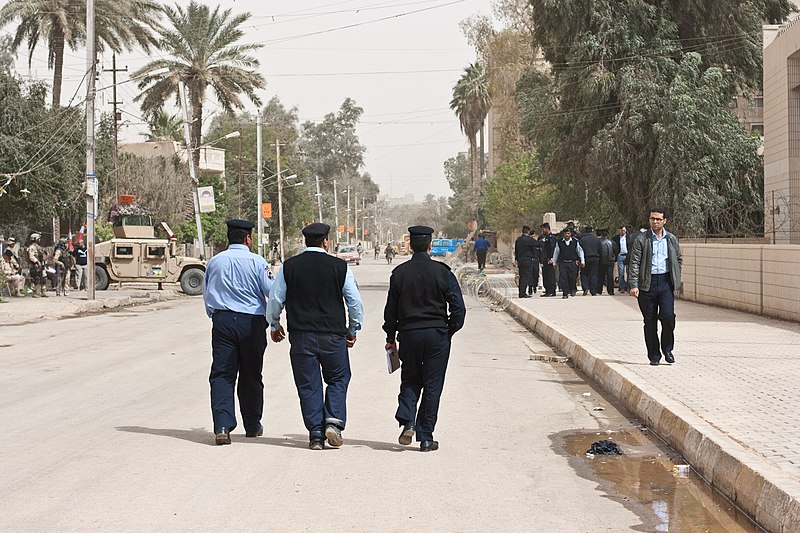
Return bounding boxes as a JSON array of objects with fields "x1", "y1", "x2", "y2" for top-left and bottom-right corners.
[
  {"x1": 215, "y1": 427, "x2": 231, "y2": 445},
  {"x1": 309, "y1": 436, "x2": 325, "y2": 450},
  {"x1": 420, "y1": 440, "x2": 439, "y2": 452},
  {"x1": 324, "y1": 424, "x2": 343, "y2": 448},
  {"x1": 562, "y1": 295, "x2": 569, "y2": 299},
  {"x1": 571, "y1": 291, "x2": 577, "y2": 296},
  {"x1": 245, "y1": 423, "x2": 263, "y2": 438},
  {"x1": 664, "y1": 352, "x2": 675, "y2": 364},
  {"x1": 533, "y1": 287, "x2": 537, "y2": 293},
  {"x1": 583, "y1": 290, "x2": 589, "y2": 296},
  {"x1": 648, "y1": 358, "x2": 660, "y2": 366},
  {"x1": 398, "y1": 423, "x2": 415, "y2": 445}
]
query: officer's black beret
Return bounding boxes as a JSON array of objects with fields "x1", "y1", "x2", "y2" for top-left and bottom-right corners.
[
  {"x1": 541, "y1": 222, "x2": 550, "y2": 229},
  {"x1": 408, "y1": 225, "x2": 434, "y2": 239},
  {"x1": 302, "y1": 222, "x2": 330, "y2": 238},
  {"x1": 3, "y1": 249, "x2": 11, "y2": 256},
  {"x1": 226, "y1": 219, "x2": 255, "y2": 231}
]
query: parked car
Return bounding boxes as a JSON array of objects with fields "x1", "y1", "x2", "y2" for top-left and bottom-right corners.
[
  {"x1": 431, "y1": 238, "x2": 465, "y2": 257},
  {"x1": 337, "y1": 245, "x2": 361, "y2": 265}
]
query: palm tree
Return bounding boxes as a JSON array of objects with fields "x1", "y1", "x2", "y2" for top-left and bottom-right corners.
[
  {"x1": 132, "y1": 1, "x2": 265, "y2": 166},
  {"x1": 0, "y1": 0, "x2": 161, "y2": 107},
  {"x1": 143, "y1": 110, "x2": 183, "y2": 142},
  {"x1": 450, "y1": 61, "x2": 491, "y2": 192}
]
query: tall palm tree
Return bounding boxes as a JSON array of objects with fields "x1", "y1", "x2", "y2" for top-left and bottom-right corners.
[
  {"x1": 132, "y1": 1, "x2": 265, "y2": 166},
  {"x1": 0, "y1": 0, "x2": 161, "y2": 107},
  {"x1": 143, "y1": 110, "x2": 183, "y2": 142},
  {"x1": 450, "y1": 61, "x2": 491, "y2": 192}
]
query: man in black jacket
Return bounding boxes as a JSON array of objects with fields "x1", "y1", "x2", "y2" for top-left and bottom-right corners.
[
  {"x1": 537, "y1": 223, "x2": 558, "y2": 297},
  {"x1": 514, "y1": 226, "x2": 540, "y2": 298},
  {"x1": 579, "y1": 226, "x2": 601, "y2": 295},
  {"x1": 612, "y1": 226, "x2": 634, "y2": 293},
  {"x1": 383, "y1": 225, "x2": 466, "y2": 452}
]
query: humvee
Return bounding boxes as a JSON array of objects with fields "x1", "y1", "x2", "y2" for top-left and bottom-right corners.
[{"x1": 94, "y1": 214, "x2": 205, "y2": 295}]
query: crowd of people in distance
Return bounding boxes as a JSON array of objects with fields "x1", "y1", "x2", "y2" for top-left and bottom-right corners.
[{"x1": 1, "y1": 233, "x2": 89, "y2": 297}]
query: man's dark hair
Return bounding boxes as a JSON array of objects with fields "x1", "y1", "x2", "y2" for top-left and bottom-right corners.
[
  {"x1": 584, "y1": 226, "x2": 593, "y2": 234},
  {"x1": 228, "y1": 228, "x2": 250, "y2": 244},
  {"x1": 521, "y1": 225, "x2": 531, "y2": 234},
  {"x1": 3, "y1": 249, "x2": 12, "y2": 257},
  {"x1": 410, "y1": 236, "x2": 431, "y2": 253},
  {"x1": 305, "y1": 235, "x2": 326, "y2": 248},
  {"x1": 649, "y1": 207, "x2": 668, "y2": 218},
  {"x1": 618, "y1": 225, "x2": 626, "y2": 230}
]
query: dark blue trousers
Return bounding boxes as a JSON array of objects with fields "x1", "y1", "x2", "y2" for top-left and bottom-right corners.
[
  {"x1": 288, "y1": 332, "x2": 351, "y2": 437},
  {"x1": 542, "y1": 262, "x2": 556, "y2": 295},
  {"x1": 518, "y1": 257, "x2": 535, "y2": 297},
  {"x1": 637, "y1": 273, "x2": 676, "y2": 362},
  {"x1": 581, "y1": 257, "x2": 600, "y2": 294},
  {"x1": 396, "y1": 328, "x2": 451, "y2": 442},
  {"x1": 210, "y1": 311, "x2": 267, "y2": 433},
  {"x1": 599, "y1": 262, "x2": 615, "y2": 295}
]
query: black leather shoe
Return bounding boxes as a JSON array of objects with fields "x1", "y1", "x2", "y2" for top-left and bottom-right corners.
[
  {"x1": 649, "y1": 360, "x2": 660, "y2": 366},
  {"x1": 420, "y1": 440, "x2": 439, "y2": 452},
  {"x1": 309, "y1": 436, "x2": 325, "y2": 450},
  {"x1": 245, "y1": 423, "x2": 263, "y2": 438},
  {"x1": 562, "y1": 295, "x2": 569, "y2": 299},
  {"x1": 215, "y1": 427, "x2": 231, "y2": 445},
  {"x1": 664, "y1": 352, "x2": 675, "y2": 364},
  {"x1": 398, "y1": 423, "x2": 415, "y2": 445}
]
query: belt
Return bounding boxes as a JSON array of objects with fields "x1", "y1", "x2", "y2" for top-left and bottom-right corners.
[
  {"x1": 561, "y1": 259, "x2": 575, "y2": 263},
  {"x1": 651, "y1": 272, "x2": 669, "y2": 276},
  {"x1": 618, "y1": 253, "x2": 627, "y2": 256}
]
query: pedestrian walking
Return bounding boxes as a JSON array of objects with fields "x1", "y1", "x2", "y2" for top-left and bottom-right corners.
[
  {"x1": 612, "y1": 226, "x2": 633, "y2": 292},
  {"x1": 268, "y1": 222, "x2": 364, "y2": 450},
  {"x1": 628, "y1": 208, "x2": 682, "y2": 366},
  {"x1": 383, "y1": 225, "x2": 466, "y2": 452},
  {"x1": 473, "y1": 233, "x2": 490, "y2": 271},
  {"x1": 550, "y1": 228, "x2": 585, "y2": 299},
  {"x1": 202, "y1": 219, "x2": 274, "y2": 445},
  {"x1": 537, "y1": 223, "x2": 558, "y2": 297}
]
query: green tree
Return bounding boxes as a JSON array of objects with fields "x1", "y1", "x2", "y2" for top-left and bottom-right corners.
[
  {"x1": 0, "y1": 0, "x2": 161, "y2": 107},
  {"x1": 520, "y1": 0, "x2": 793, "y2": 234},
  {"x1": 450, "y1": 61, "x2": 491, "y2": 192},
  {"x1": 132, "y1": 1, "x2": 265, "y2": 166},
  {"x1": 143, "y1": 110, "x2": 183, "y2": 142},
  {"x1": 0, "y1": 35, "x2": 16, "y2": 74},
  {"x1": 442, "y1": 152, "x2": 473, "y2": 237},
  {"x1": 0, "y1": 72, "x2": 84, "y2": 237}
]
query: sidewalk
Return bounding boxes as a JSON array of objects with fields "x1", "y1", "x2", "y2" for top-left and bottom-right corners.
[
  {"x1": 0, "y1": 285, "x2": 184, "y2": 326},
  {"x1": 500, "y1": 278, "x2": 800, "y2": 533}
]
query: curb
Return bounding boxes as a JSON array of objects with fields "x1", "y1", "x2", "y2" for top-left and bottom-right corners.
[
  {"x1": 505, "y1": 299, "x2": 800, "y2": 533},
  {"x1": 0, "y1": 290, "x2": 184, "y2": 326}
]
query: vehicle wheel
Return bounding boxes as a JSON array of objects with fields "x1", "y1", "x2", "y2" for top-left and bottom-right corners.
[
  {"x1": 180, "y1": 268, "x2": 204, "y2": 296},
  {"x1": 95, "y1": 265, "x2": 109, "y2": 290}
]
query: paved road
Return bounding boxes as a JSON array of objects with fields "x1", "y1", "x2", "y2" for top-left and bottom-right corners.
[{"x1": 0, "y1": 256, "x2": 647, "y2": 531}]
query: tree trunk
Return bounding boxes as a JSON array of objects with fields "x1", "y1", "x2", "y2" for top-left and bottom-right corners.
[
  {"x1": 469, "y1": 133, "x2": 479, "y2": 221},
  {"x1": 479, "y1": 121, "x2": 485, "y2": 180},
  {"x1": 190, "y1": 92, "x2": 203, "y2": 171},
  {"x1": 51, "y1": 25, "x2": 64, "y2": 107}
]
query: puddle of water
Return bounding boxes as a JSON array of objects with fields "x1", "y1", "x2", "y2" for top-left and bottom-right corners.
[{"x1": 555, "y1": 429, "x2": 762, "y2": 533}]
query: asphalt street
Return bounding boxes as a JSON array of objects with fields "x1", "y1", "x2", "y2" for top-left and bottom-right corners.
[{"x1": 0, "y1": 255, "x2": 645, "y2": 531}]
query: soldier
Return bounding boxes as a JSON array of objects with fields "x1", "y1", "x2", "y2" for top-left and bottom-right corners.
[
  {"x1": 52, "y1": 239, "x2": 73, "y2": 296},
  {"x1": 2, "y1": 249, "x2": 24, "y2": 296},
  {"x1": 27, "y1": 233, "x2": 47, "y2": 298},
  {"x1": 4, "y1": 236, "x2": 20, "y2": 263},
  {"x1": 383, "y1": 225, "x2": 466, "y2": 452},
  {"x1": 202, "y1": 219, "x2": 274, "y2": 445},
  {"x1": 268, "y1": 222, "x2": 364, "y2": 450}
]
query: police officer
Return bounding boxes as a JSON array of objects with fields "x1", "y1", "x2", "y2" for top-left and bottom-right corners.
[
  {"x1": 202, "y1": 219, "x2": 274, "y2": 445},
  {"x1": 537, "y1": 223, "x2": 558, "y2": 297},
  {"x1": 27, "y1": 233, "x2": 47, "y2": 298},
  {"x1": 550, "y1": 227, "x2": 585, "y2": 299},
  {"x1": 383, "y1": 226, "x2": 466, "y2": 452},
  {"x1": 514, "y1": 225, "x2": 540, "y2": 298},
  {"x1": 268, "y1": 223, "x2": 364, "y2": 451}
]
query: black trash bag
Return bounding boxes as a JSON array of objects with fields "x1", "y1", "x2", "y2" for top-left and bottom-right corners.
[{"x1": 586, "y1": 439, "x2": 622, "y2": 455}]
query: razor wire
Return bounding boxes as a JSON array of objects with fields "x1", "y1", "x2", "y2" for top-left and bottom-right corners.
[{"x1": 444, "y1": 256, "x2": 514, "y2": 312}]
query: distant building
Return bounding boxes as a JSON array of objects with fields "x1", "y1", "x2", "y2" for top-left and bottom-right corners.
[
  {"x1": 385, "y1": 193, "x2": 416, "y2": 207},
  {"x1": 119, "y1": 140, "x2": 227, "y2": 180}
]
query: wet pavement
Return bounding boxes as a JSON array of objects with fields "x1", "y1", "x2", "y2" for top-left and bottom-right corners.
[{"x1": 495, "y1": 270, "x2": 800, "y2": 532}]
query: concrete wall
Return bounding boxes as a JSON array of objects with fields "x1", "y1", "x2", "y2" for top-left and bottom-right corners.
[{"x1": 680, "y1": 243, "x2": 800, "y2": 321}]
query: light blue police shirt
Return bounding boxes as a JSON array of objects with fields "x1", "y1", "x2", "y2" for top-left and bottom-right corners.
[
  {"x1": 651, "y1": 229, "x2": 669, "y2": 274},
  {"x1": 267, "y1": 247, "x2": 364, "y2": 337},
  {"x1": 203, "y1": 244, "x2": 273, "y2": 318}
]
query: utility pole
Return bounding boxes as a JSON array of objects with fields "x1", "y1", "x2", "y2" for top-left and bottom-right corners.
[
  {"x1": 333, "y1": 179, "x2": 339, "y2": 244},
  {"x1": 346, "y1": 186, "x2": 351, "y2": 244},
  {"x1": 178, "y1": 81, "x2": 205, "y2": 260},
  {"x1": 354, "y1": 192, "x2": 358, "y2": 245},
  {"x1": 256, "y1": 114, "x2": 263, "y2": 257},
  {"x1": 237, "y1": 137, "x2": 243, "y2": 218},
  {"x1": 103, "y1": 53, "x2": 126, "y2": 202},
  {"x1": 362, "y1": 197, "x2": 366, "y2": 242},
  {"x1": 85, "y1": 0, "x2": 97, "y2": 300},
  {"x1": 373, "y1": 202, "x2": 378, "y2": 246},
  {"x1": 276, "y1": 139, "x2": 285, "y2": 263},
  {"x1": 315, "y1": 175, "x2": 323, "y2": 222}
]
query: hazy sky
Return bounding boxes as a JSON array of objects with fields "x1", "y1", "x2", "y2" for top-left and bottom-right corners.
[{"x1": 5, "y1": 0, "x2": 491, "y2": 200}]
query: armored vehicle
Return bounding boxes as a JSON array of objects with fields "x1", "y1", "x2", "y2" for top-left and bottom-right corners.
[{"x1": 94, "y1": 210, "x2": 205, "y2": 295}]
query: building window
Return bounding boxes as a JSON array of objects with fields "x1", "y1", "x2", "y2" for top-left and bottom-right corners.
[
  {"x1": 750, "y1": 97, "x2": 764, "y2": 108},
  {"x1": 728, "y1": 97, "x2": 738, "y2": 108},
  {"x1": 751, "y1": 124, "x2": 764, "y2": 136}
]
